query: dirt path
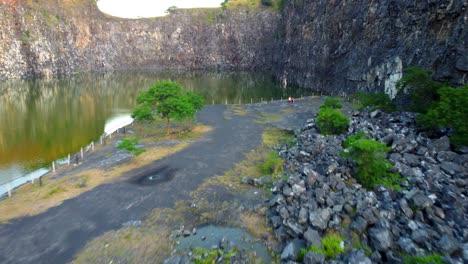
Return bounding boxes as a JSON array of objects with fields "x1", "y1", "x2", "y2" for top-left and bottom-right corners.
[{"x1": 0, "y1": 98, "x2": 323, "y2": 264}]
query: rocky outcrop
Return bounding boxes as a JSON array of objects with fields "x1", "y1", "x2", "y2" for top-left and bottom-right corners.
[
  {"x1": 267, "y1": 109, "x2": 468, "y2": 263},
  {"x1": 1, "y1": 0, "x2": 466, "y2": 95},
  {"x1": 0, "y1": 1, "x2": 279, "y2": 79},
  {"x1": 275, "y1": 0, "x2": 467, "y2": 96}
]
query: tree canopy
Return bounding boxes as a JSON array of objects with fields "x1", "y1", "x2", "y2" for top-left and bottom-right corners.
[{"x1": 132, "y1": 81, "x2": 204, "y2": 134}]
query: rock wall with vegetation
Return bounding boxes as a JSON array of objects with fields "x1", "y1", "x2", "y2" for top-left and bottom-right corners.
[
  {"x1": 0, "y1": 0, "x2": 279, "y2": 80},
  {"x1": 274, "y1": 0, "x2": 467, "y2": 95}
]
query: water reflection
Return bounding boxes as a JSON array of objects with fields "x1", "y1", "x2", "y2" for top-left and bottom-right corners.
[{"x1": 0, "y1": 71, "x2": 311, "y2": 185}]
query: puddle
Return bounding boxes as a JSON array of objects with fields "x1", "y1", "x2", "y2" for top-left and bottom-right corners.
[
  {"x1": 131, "y1": 165, "x2": 177, "y2": 186},
  {"x1": 175, "y1": 225, "x2": 271, "y2": 262}
]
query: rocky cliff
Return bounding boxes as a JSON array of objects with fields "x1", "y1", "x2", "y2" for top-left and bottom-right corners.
[
  {"x1": 275, "y1": 0, "x2": 467, "y2": 96},
  {"x1": 0, "y1": 0, "x2": 279, "y2": 79},
  {"x1": 0, "y1": 0, "x2": 466, "y2": 95}
]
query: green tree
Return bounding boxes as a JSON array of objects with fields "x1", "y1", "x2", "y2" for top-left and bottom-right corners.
[
  {"x1": 341, "y1": 132, "x2": 401, "y2": 189},
  {"x1": 396, "y1": 66, "x2": 442, "y2": 113},
  {"x1": 316, "y1": 107, "x2": 349, "y2": 135},
  {"x1": 132, "y1": 81, "x2": 204, "y2": 134},
  {"x1": 419, "y1": 85, "x2": 468, "y2": 147}
]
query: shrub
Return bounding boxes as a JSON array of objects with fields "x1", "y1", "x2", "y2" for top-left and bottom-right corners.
[
  {"x1": 341, "y1": 133, "x2": 401, "y2": 190},
  {"x1": 321, "y1": 97, "x2": 342, "y2": 109},
  {"x1": 117, "y1": 137, "x2": 145, "y2": 157},
  {"x1": 396, "y1": 66, "x2": 442, "y2": 113},
  {"x1": 316, "y1": 108, "x2": 349, "y2": 135},
  {"x1": 352, "y1": 92, "x2": 396, "y2": 112},
  {"x1": 418, "y1": 85, "x2": 468, "y2": 147}
]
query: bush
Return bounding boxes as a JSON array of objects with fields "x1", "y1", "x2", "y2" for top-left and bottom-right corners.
[
  {"x1": 321, "y1": 97, "x2": 342, "y2": 109},
  {"x1": 117, "y1": 137, "x2": 145, "y2": 157},
  {"x1": 341, "y1": 133, "x2": 401, "y2": 190},
  {"x1": 418, "y1": 85, "x2": 468, "y2": 147},
  {"x1": 396, "y1": 66, "x2": 442, "y2": 113},
  {"x1": 316, "y1": 108, "x2": 349, "y2": 135},
  {"x1": 352, "y1": 92, "x2": 396, "y2": 112}
]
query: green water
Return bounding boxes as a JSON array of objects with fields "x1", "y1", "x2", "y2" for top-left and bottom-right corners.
[{"x1": 0, "y1": 71, "x2": 311, "y2": 185}]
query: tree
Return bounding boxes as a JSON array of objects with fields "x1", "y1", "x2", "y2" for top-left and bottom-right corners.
[{"x1": 132, "y1": 81, "x2": 204, "y2": 134}]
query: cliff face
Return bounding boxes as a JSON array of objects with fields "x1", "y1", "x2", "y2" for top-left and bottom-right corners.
[
  {"x1": 1, "y1": 0, "x2": 466, "y2": 94},
  {"x1": 275, "y1": 0, "x2": 467, "y2": 96},
  {"x1": 0, "y1": 1, "x2": 279, "y2": 79}
]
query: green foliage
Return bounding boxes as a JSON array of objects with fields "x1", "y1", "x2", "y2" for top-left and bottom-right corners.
[
  {"x1": 418, "y1": 85, "x2": 468, "y2": 147},
  {"x1": 132, "y1": 81, "x2": 204, "y2": 134},
  {"x1": 117, "y1": 137, "x2": 146, "y2": 157},
  {"x1": 341, "y1": 134, "x2": 401, "y2": 190},
  {"x1": 258, "y1": 151, "x2": 283, "y2": 174},
  {"x1": 352, "y1": 92, "x2": 396, "y2": 112},
  {"x1": 403, "y1": 254, "x2": 444, "y2": 264},
  {"x1": 396, "y1": 66, "x2": 442, "y2": 113},
  {"x1": 300, "y1": 234, "x2": 345, "y2": 260},
  {"x1": 321, "y1": 97, "x2": 342, "y2": 109},
  {"x1": 24, "y1": 30, "x2": 30, "y2": 37},
  {"x1": 316, "y1": 108, "x2": 349, "y2": 135},
  {"x1": 193, "y1": 248, "x2": 237, "y2": 264}
]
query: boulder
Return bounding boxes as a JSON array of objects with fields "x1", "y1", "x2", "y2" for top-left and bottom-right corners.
[
  {"x1": 369, "y1": 228, "x2": 393, "y2": 251},
  {"x1": 342, "y1": 249, "x2": 372, "y2": 264},
  {"x1": 281, "y1": 239, "x2": 306, "y2": 261},
  {"x1": 303, "y1": 251, "x2": 325, "y2": 264},
  {"x1": 309, "y1": 208, "x2": 332, "y2": 230},
  {"x1": 303, "y1": 228, "x2": 322, "y2": 248}
]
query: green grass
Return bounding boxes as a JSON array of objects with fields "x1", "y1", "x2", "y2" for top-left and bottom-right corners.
[
  {"x1": 404, "y1": 254, "x2": 444, "y2": 264},
  {"x1": 300, "y1": 233, "x2": 345, "y2": 260},
  {"x1": 257, "y1": 151, "x2": 283, "y2": 175}
]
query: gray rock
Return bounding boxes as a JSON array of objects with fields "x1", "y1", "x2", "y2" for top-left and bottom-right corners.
[
  {"x1": 298, "y1": 207, "x2": 309, "y2": 224},
  {"x1": 163, "y1": 255, "x2": 191, "y2": 264},
  {"x1": 293, "y1": 184, "x2": 306, "y2": 195},
  {"x1": 279, "y1": 205, "x2": 290, "y2": 220},
  {"x1": 437, "y1": 235, "x2": 461, "y2": 255},
  {"x1": 343, "y1": 249, "x2": 372, "y2": 264},
  {"x1": 403, "y1": 153, "x2": 421, "y2": 167},
  {"x1": 429, "y1": 136, "x2": 451, "y2": 152},
  {"x1": 369, "y1": 228, "x2": 393, "y2": 251},
  {"x1": 350, "y1": 216, "x2": 368, "y2": 233},
  {"x1": 370, "y1": 110, "x2": 383, "y2": 119},
  {"x1": 463, "y1": 243, "x2": 468, "y2": 261},
  {"x1": 283, "y1": 186, "x2": 294, "y2": 197},
  {"x1": 410, "y1": 193, "x2": 433, "y2": 209},
  {"x1": 309, "y1": 208, "x2": 332, "y2": 230},
  {"x1": 285, "y1": 219, "x2": 304, "y2": 236},
  {"x1": 270, "y1": 194, "x2": 285, "y2": 206},
  {"x1": 303, "y1": 228, "x2": 322, "y2": 248},
  {"x1": 436, "y1": 151, "x2": 458, "y2": 162},
  {"x1": 399, "y1": 198, "x2": 414, "y2": 219},
  {"x1": 241, "y1": 176, "x2": 253, "y2": 185},
  {"x1": 281, "y1": 239, "x2": 306, "y2": 261},
  {"x1": 398, "y1": 237, "x2": 424, "y2": 255},
  {"x1": 303, "y1": 251, "x2": 325, "y2": 264},
  {"x1": 411, "y1": 229, "x2": 429, "y2": 245},
  {"x1": 271, "y1": 216, "x2": 282, "y2": 228},
  {"x1": 440, "y1": 161, "x2": 464, "y2": 176},
  {"x1": 385, "y1": 251, "x2": 403, "y2": 263}
]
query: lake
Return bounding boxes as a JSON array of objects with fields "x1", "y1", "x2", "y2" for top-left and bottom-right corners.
[{"x1": 0, "y1": 71, "x2": 312, "y2": 195}]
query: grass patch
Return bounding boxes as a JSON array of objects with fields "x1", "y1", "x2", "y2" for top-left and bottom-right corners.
[
  {"x1": 257, "y1": 151, "x2": 283, "y2": 175},
  {"x1": 300, "y1": 233, "x2": 345, "y2": 260},
  {"x1": 256, "y1": 113, "x2": 283, "y2": 124},
  {"x1": 403, "y1": 254, "x2": 445, "y2": 264}
]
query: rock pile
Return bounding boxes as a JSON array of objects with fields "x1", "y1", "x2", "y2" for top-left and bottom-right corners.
[{"x1": 268, "y1": 110, "x2": 468, "y2": 263}]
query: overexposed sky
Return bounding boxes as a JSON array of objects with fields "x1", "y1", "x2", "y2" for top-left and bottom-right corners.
[{"x1": 97, "y1": 0, "x2": 223, "y2": 18}]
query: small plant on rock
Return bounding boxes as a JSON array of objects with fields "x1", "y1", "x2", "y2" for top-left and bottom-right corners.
[
  {"x1": 403, "y1": 253, "x2": 444, "y2": 264},
  {"x1": 257, "y1": 151, "x2": 283, "y2": 175},
  {"x1": 299, "y1": 233, "x2": 345, "y2": 260},
  {"x1": 316, "y1": 107, "x2": 349, "y2": 135},
  {"x1": 117, "y1": 137, "x2": 145, "y2": 157},
  {"x1": 341, "y1": 132, "x2": 401, "y2": 190}
]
